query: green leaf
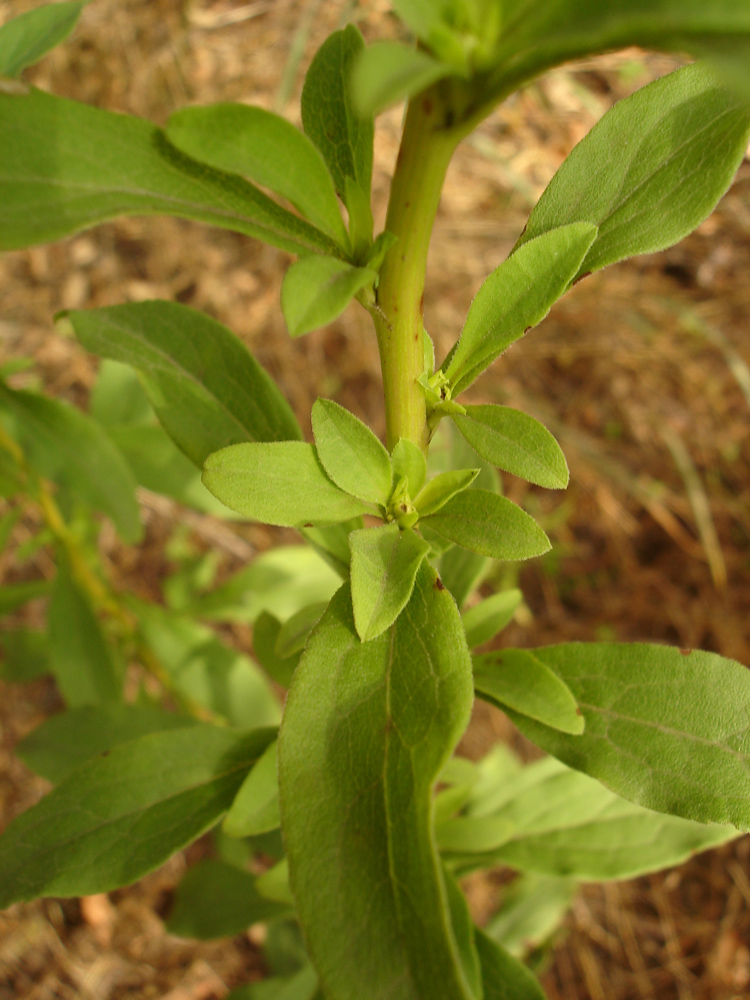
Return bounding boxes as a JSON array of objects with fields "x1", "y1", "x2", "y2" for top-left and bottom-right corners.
[
  {"x1": 0, "y1": 88, "x2": 338, "y2": 254},
  {"x1": 167, "y1": 858, "x2": 289, "y2": 940},
  {"x1": 517, "y1": 64, "x2": 750, "y2": 281},
  {"x1": 422, "y1": 490, "x2": 551, "y2": 561},
  {"x1": 0, "y1": 629, "x2": 50, "y2": 683},
  {"x1": 452, "y1": 405, "x2": 569, "y2": 489},
  {"x1": 392, "y1": 438, "x2": 427, "y2": 497},
  {"x1": 224, "y1": 740, "x2": 280, "y2": 838},
  {"x1": 0, "y1": 2, "x2": 86, "y2": 78},
  {"x1": 0, "y1": 724, "x2": 276, "y2": 906},
  {"x1": 474, "y1": 648, "x2": 584, "y2": 735},
  {"x1": 439, "y1": 545, "x2": 489, "y2": 609},
  {"x1": 256, "y1": 858, "x2": 293, "y2": 905},
  {"x1": 488, "y1": 3, "x2": 750, "y2": 104},
  {"x1": 351, "y1": 41, "x2": 455, "y2": 116},
  {"x1": 227, "y1": 965, "x2": 318, "y2": 1000},
  {"x1": 414, "y1": 468, "x2": 479, "y2": 517},
  {"x1": 437, "y1": 813, "x2": 515, "y2": 854},
  {"x1": 132, "y1": 602, "x2": 281, "y2": 729},
  {"x1": 253, "y1": 613, "x2": 301, "y2": 688},
  {"x1": 503, "y1": 642, "x2": 750, "y2": 830},
  {"x1": 202, "y1": 442, "x2": 375, "y2": 527},
  {"x1": 349, "y1": 523, "x2": 431, "y2": 641},
  {"x1": 475, "y1": 929, "x2": 547, "y2": 1000},
  {"x1": 89, "y1": 359, "x2": 153, "y2": 427},
  {"x1": 183, "y1": 546, "x2": 341, "y2": 624},
  {"x1": 442, "y1": 223, "x2": 598, "y2": 396},
  {"x1": 301, "y1": 25, "x2": 374, "y2": 239},
  {"x1": 282, "y1": 256, "x2": 376, "y2": 338},
  {"x1": 0, "y1": 579, "x2": 48, "y2": 616},
  {"x1": 67, "y1": 301, "x2": 301, "y2": 469},
  {"x1": 48, "y1": 558, "x2": 123, "y2": 708},
  {"x1": 301, "y1": 520, "x2": 359, "y2": 579},
  {"x1": 0, "y1": 383, "x2": 142, "y2": 543},
  {"x1": 275, "y1": 601, "x2": 328, "y2": 658},
  {"x1": 459, "y1": 757, "x2": 739, "y2": 881},
  {"x1": 311, "y1": 398, "x2": 392, "y2": 505},
  {"x1": 485, "y1": 874, "x2": 576, "y2": 960},
  {"x1": 166, "y1": 103, "x2": 347, "y2": 245},
  {"x1": 462, "y1": 589, "x2": 522, "y2": 649},
  {"x1": 17, "y1": 704, "x2": 197, "y2": 784},
  {"x1": 279, "y1": 563, "x2": 476, "y2": 1000}
]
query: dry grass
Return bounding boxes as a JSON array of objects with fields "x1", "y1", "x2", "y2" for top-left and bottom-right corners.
[{"x1": 1, "y1": 1, "x2": 750, "y2": 997}]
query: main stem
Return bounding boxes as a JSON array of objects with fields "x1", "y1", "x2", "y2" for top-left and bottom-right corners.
[{"x1": 374, "y1": 89, "x2": 460, "y2": 452}]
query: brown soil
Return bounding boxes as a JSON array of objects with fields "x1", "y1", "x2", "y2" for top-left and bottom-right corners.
[{"x1": 1, "y1": 2, "x2": 750, "y2": 998}]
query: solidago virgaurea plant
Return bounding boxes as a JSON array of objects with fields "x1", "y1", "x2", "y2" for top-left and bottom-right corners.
[{"x1": 1, "y1": 2, "x2": 750, "y2": 997}]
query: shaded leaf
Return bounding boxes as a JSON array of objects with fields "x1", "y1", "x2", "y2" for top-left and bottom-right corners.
[
  {"x1": 414, "y1": 468, "x2": 479, "y2": 517},
  {"x1": 227, "y1": 965, "x2": 319, "y2": 1000},
  {"x1": 392, "y1": 438, "x2": 427, "y2": 497},
  {"x1": 253, "y1": 613, "x2": 301, "y2": 689},
  {"x1": 475, "y1": 928, "x2": 547, "y2": 1000},
  {"x1": 517, "y1": 63, "x2": 750, "y2": 281},
  {"x1": 67, "y1": 300, "x2": 301, "y2": 468},
  {"x1": 0, "y1": 725, "x2": 276, "y2": 906},
  {"x1": 474, "y1": 648, "x2": 584, "y2": 735},
  {"x1": 166, "y1": 103, "x2": 346, "y2": 244},
  {"x1": 352, "y1": 41, "x2": 455, "y2": 115},
  {"x1": 423, "y1": 489, "x2": 551, "y2": 561},
  {"x1": 0, "y1": 579, "x2": 48, "y2": 616},
  {"x1": 442, "y1": 223, "x2": 597, "y2": 396},
  {"x1": 281, "y1": 257, "x2": 376, "y2": 337},
  {"x1": 311, "y1": 398, "x2": 392, "y2": 505},
  {"x1": 0, "y1": 382, "x2": 141, "y2": 543},
  {"x1": 485, "y1": 873, "x2": 576, "y2": 960},
  {"x1": 168, "y1": 858, "x2": 289, "y2": 940},
  {"x1": 275, "y1": 602, "x2": 328, "y2": 658},
  {"x1": 349, "y1": 523, "x2": 431, "y2": 641},
  {"x1": 462, "y1": 589, "x2": 522, "y2": 649},
  {"x1": 452, "y1": 405, "x2": 568, "y2": 489},
  {"x1": 0, "y1": 88, "x2": 338, "y2": 254},
  {"x1": 17, "y1": 704, "x2": 197, "y2": 784},
  {"x1": 0, "y1": 629, "x2": 50, "y2": 683},
  {"x1": 279, "y1": 564, "x2": 477, "y2": 1000},
  {"x1": 202, "y1": 442, "x2": 375, "y2": 527}
]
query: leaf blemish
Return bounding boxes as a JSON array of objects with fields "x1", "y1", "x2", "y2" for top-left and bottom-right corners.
[
  {"x1": 680, "y1": 648, "x2": 693, "y2": 656},
  {"x1": 434, "y1": 577, "x2": 445, "y2": 590}
]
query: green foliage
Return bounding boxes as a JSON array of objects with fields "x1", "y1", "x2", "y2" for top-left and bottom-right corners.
[{"x1": 1, "y1": 5, "x2": 750, "y2": 997}]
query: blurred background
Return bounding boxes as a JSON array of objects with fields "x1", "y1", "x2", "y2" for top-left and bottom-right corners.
[{"x1": 1, "y1": 1, "x2": 749, "y2": 997}]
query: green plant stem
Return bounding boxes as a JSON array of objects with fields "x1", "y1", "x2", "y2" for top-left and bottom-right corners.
[{"x1": 374, "y1": 88, "x2": 461, "y2": 451}]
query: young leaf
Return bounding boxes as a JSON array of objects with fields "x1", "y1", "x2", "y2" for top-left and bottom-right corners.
[
  {"x1": 452, "y1": 405, "x2": 569, "y2": 489},
  {"x1": 132, "y1": 601, "x2": 281, "y2": 729},
  {"x1": 48, "y1": 558, "x2": 123, "y2": 708},
  {"x1": 166, "y1": 103, "x2": 347, "y2": 245},
  {"x1": 301, "y1": 26, "x2": 374, "y2": 240},
  {"x1": 0, "y1": 89, "x2": 339, "y2": 255},
  {"x1": 167, "y1": 858, "x2": 289, "y2": 940},
  {"x1": 349, "y1": 523, "x2": 431, "y2": 641},
  {"x1": 66, "y1": 300, "x2": 302, "y2": 468},
  {"x1": 311, "y1": 398, "x2": 392, "y2": 506},
  {"x1": 202, "y1": 442, "x2": 375, "y2": 527},
  {"x1": 279, "y1": 564, "x2": 477, "y2": 1000},
  {"x1": 474, "y1": 648, "x2": 584, "y2": 736},
  {"x1": 223, "y1": 740, "x2": 280, "y2": 838},
  {"x1": 422, "y1": 490, "x2": 551, "y2": 561},
  {"x1": 437, "y1": 813, "x2": 515, "y2": 854},
  {"x1": 0, "y1": 2, "x2": 86, "y2": 78},
  {"x1": 351, "y1": 42, "x2": 455, "y2": 116},
  {"x1": 275, "y1": 602, "x2": 328, "y2": 658},
  {"x1": 0, "y1": 383, "x2": 142, "y2": 543},
  {"x1": 459, "y1": 757, "x2": 739, "y2": 882},
  {"x1": 517, "y1": 63, "x2": 750, "y2": 281},
  {"x1": 253, "y1": 612, "x2": 301, "y2": 689},
  {"x1": 442, "y1": 223, "x2": 598, "y2": 396},
  {"x1": 475, "y1": 928, "x2": 547, "y2": 1000},
  {"x1": 281, "y1": 257, "x2": 377, "y2": 337},
  {"x1": 486, "y1": 4, "x2": 750, "y2": 106},
  {"x1": 392, "y1": 438, "x2": 427, "y2": 497},
  {"x1": 462, "y1": 589, "x2": 523, "y2": 649},
  {"x1": 17, "y1": 704, "x2": 197, "y2": 784},
  {"x1": 503, "y1": 643, "x2": 750, "y2": 830},
  {"x1": 414, "y1": 468, "x2": 479, "y2": 517},
  {"x1": 0, "y1": 724, "x2": 276, "y2": 907}
]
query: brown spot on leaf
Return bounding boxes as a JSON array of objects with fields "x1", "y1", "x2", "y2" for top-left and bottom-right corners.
[
  {"x1": 422, "y1": 97, "x2": 433, "y2": 115},
  {"x1": 573, "y1": 271, "x2": 592, "y2": 285},
  {"x1": 576, "y1": 707, "x2": 583, "y2": 715},
  {"x1": 434, "y1": 577, "x2": 445, "y2": 590},
  {"x1": 524, "y1": 326, "x2": 532, "y2": 334},
  {"x1": 419, "y1": 292, "x2": 424, "y2": 315},
  {"x1": 680, "y1": 648, "x2": 693, "y2": 656}
]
